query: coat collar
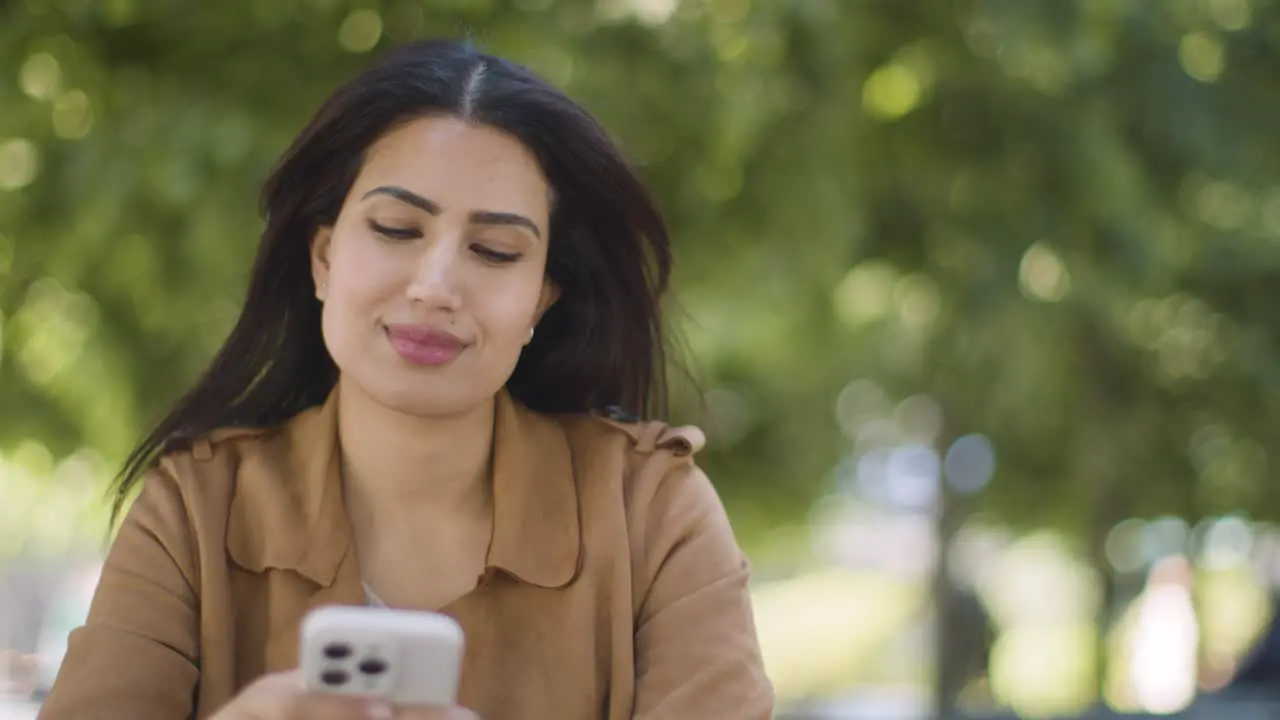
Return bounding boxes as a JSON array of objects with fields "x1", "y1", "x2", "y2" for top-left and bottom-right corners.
[{"x1": 226, "y1": 386, "x2": 583, "y2": 590}]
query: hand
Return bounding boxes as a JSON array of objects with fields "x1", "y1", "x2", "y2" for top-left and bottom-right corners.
[
  {"x1": 391, "y1": 703, "x2": 479, "y2": 720},
  {"x1": 210, "y1": 670, "x2": 480, "y2": 719}
]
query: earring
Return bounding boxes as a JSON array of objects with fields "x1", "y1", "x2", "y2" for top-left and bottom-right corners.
[{"x1": 528, "y1": 327, "x2": 535, "y2": 343}]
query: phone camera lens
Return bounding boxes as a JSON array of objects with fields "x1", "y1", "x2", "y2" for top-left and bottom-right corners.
[
  {"x1": 322, "y1": 642, "x2": 353, "y2": 659},
  {"x1": 358, "y1": 657, "x2": 388, "y2": 676},
  {"x1": 320, "y1": 669, "x2": 349, "y2": 687}
]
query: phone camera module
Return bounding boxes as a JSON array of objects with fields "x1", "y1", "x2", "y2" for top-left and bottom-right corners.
[
  {"x1": 323, "y1": 642, "x2": 353, "y2": 660},
  {"x1": 320, "y1": 668, "x2": 350, "y2": 687}
]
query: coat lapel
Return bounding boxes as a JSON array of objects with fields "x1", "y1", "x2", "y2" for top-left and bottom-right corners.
[
  {"x1": 262, "y1": 552, "x2": 367, "y2": 672},
  {"x1": 223, "y1": 389, "x2": 364, "y2": 672},
  {"x1": 221, "y1": 383, "x2": 587, "y2": 672}
]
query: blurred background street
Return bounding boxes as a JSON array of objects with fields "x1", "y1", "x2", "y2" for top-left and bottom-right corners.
[{"x1": 5, "y1": 0, "x2": 1280, "y2": 717}]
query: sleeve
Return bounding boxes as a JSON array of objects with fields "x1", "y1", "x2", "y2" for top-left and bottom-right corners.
[
  {"x1": 38, "y1": 461, "x2": 201, "y2": 719},
  {"x1": 627, "y1": 451, "x2": 775, "y2": 719}
]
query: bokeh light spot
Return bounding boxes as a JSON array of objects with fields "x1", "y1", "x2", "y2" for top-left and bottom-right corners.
[
  {"x1": 1206, "y1": 0, "x2": 1252, "y2": 31},
  {"x1": 339, "y1": 9, "x2": 384, "y2": 53},
  {"x1": 862, "y1": 63, "x2": 923, "y2": 120},
  {"x1": 0, "y1": 138, "x2": 40, "y2": 191},
  {"x1": 53, "y1": 89, "x2": 94, "y2": 139},
  {"x1": 834, "y1": 260, "x2": 898, "y2": 326},
  {"x1": 944, "y1": 434, "x2": 996, "y2": 494},
  {"x1": 19, "y1": 52, "x2": 62, "y2": 101},
  {"x1": 1179, "y1": 32, "x2": 1225, "y2": 82},
  {"x1": 1018, "y1": 242, "x2": 1070, "y2": 302}
]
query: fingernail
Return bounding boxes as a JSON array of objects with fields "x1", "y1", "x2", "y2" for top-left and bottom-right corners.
[{"x1": 366, "y1": 698, "x2": 395, "y2": 719}]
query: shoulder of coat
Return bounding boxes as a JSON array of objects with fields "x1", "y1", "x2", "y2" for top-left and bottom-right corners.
[
  {"x1": 174, "y1": 425, "x2": 272, "y2": 462},
  {"x1": 589, "y1": 405, "x2": 707, "y2": 457}
]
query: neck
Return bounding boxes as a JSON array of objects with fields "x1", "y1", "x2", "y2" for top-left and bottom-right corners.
[{"x1": 335, "y1": 377, "x2": 496, "y2": 521}]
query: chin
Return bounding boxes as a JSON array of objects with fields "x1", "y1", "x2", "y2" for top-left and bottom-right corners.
[{"x1": 362, "y1": 373, "x2": 495, "y2": 419}]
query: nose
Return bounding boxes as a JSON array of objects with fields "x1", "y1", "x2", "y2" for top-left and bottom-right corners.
[{"x1": 405, "y1": 239, "x2": 463, "y2": 310}]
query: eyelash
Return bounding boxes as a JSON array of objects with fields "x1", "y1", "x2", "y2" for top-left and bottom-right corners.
[{"x1": 367, "y1": 221, "x2": 523, "y2": 264}]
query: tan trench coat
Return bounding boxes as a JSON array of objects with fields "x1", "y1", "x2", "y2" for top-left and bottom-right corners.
[{"x1": 37, "y1": 389, "x2": 774, "y2": 719}]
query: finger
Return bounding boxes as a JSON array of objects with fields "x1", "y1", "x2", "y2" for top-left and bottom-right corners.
[
  {"x1": 395, "y1": 707, "x2": 481, "y2": 719},
  {"x1": 293, "y1": 692, "x2": 388, "y2": 720},
  {"x1": 228, "y1": 670, "x2": 306, "y2": 718}
]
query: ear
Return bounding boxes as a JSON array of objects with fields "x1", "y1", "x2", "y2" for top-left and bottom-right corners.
[
  {"x1": 310, "y1": 226, "x2": 334, "y2": 301},
  {"x1": 534, "y1": 278, "x2": 561, "y2": 323}
]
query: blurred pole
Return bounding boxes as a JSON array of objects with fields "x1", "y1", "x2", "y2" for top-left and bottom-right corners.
[
  {"x1": 932, "y1": 424, "x2": 968, "y2": 720},
  {"x1": 1078, "y1": 322, "x2": 1130, "y2": 709},
  {"x1": 1088, "y1": 463, "x2": 1121, "y2": 706},
  {"x1": 931, "y1": 478, "x2": 961, "y2": 719}
]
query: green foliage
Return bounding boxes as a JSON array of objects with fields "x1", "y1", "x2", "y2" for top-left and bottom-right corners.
[{"x1": 3, "y1": 0, "x2": 1280, "y2": 548}]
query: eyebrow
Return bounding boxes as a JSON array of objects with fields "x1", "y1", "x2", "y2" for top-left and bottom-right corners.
[{"x1": 361, "y1": 185, "x2": 542, "y2": 240}]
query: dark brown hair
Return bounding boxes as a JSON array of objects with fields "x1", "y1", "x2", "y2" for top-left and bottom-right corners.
[{"x1": 112, "y1": 39, "x2": 674, "y2": 520}]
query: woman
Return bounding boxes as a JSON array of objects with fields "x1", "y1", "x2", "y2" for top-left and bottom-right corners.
[{"x1": 36, "y1": 38, "x2": 772, "y2": 720}]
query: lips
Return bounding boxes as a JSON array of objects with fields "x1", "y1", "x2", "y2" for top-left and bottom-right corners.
[{"x1": 383, "y1": 324, "x2": 467, "y2": 367}]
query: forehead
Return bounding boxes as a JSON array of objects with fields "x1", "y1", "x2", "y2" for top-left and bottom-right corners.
[{"x1": 355, "y1": 115, "x2": 550, "y2": 219}]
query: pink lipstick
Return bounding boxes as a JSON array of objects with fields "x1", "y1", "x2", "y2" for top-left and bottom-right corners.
[{"x1": 384, "y1": 324, "x2": 466, "y2": 366}]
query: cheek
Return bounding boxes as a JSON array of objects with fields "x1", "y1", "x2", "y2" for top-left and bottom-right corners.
[
  {"x1": 329, "y1": 235, "x2": 403, "y2": 307},
  {"x1": 320, "y1": 243, "x2": 393, "y2": 367},
  {"x1": 476, "y1": 276, "x2": 545, "y2": 342}
]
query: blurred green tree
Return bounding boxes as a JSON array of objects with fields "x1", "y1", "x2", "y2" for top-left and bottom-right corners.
[
  {"x1": 6, "y1": 0, "x2": 1280, "y2": 712},
  {"x1": 2, "y1": 0, "x2": 1279, "y2": 585}
]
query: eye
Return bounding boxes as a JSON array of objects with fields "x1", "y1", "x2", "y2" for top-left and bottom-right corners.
[
  {"x1": 368, "y1": 220, "x2": 420, "y2": 241},
  {"x1": 472, "y1": 245, "x2": 523, "y2": 264}
]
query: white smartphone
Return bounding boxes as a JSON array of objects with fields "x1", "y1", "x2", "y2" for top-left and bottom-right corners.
[{"x1": 299, "y1": 605, "x2": 465, "y2": 707}]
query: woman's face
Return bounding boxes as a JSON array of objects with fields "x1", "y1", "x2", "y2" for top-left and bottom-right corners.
[{"x1": 310, "y1": 115, "x2": 558, "y2": 417}]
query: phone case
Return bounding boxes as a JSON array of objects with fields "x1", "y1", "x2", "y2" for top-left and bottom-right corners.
[{"x1": 299, "y1": 605, "x2": 465, "y2": 706}]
